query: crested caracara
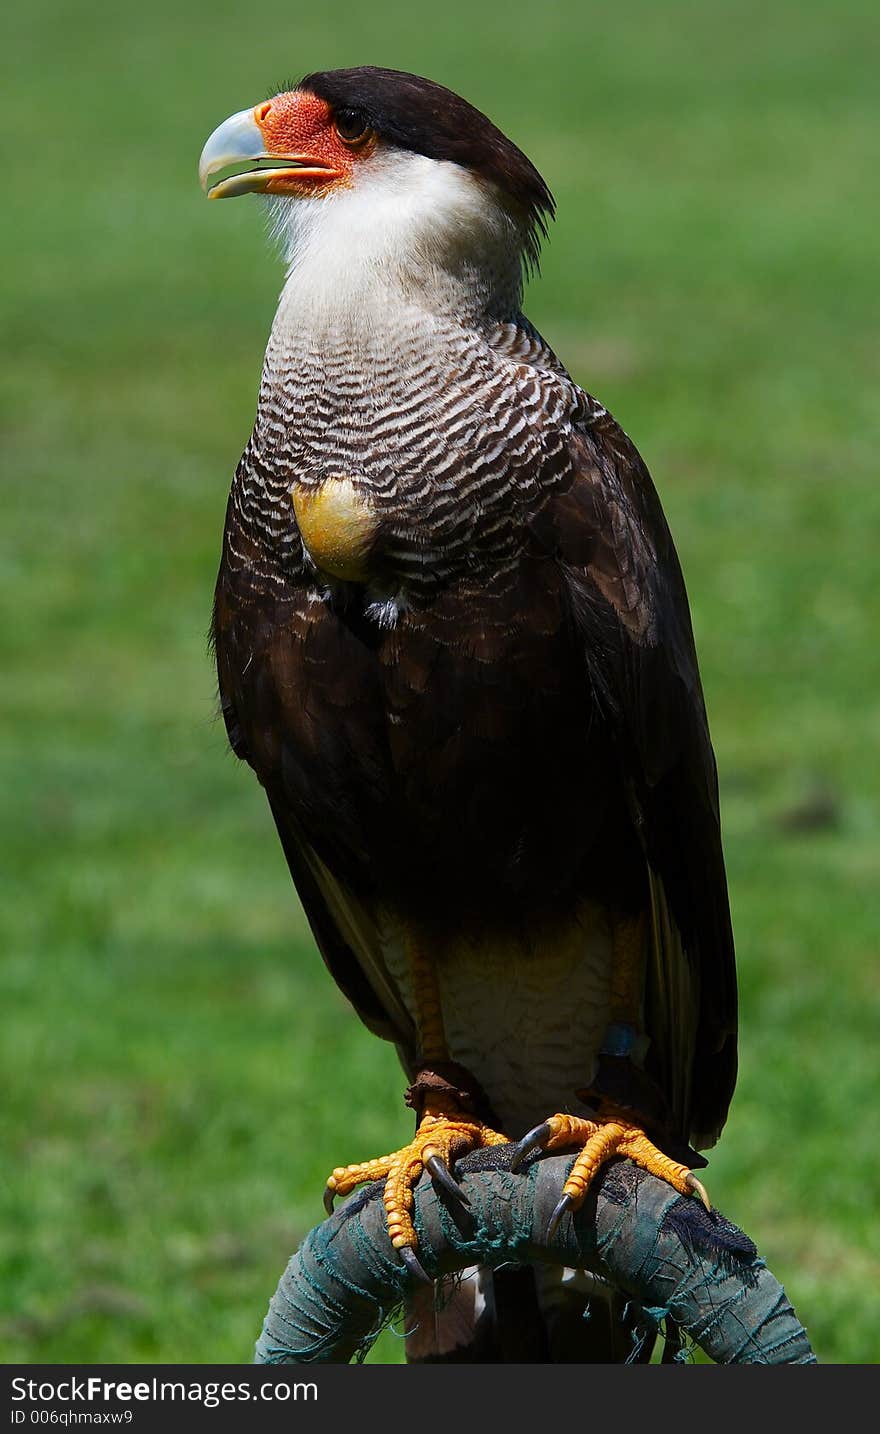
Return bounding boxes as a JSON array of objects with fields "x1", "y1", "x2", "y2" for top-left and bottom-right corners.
[{"x1": 200, "y1": 67, "x2": 737, "y2": 1362}]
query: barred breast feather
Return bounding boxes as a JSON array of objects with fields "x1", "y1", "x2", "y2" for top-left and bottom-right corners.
[{"x1": 214, "y1": 302, "x2": 735, "y2": 1155}]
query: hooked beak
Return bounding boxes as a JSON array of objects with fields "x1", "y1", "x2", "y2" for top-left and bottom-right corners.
[{"x1": 199, "y1": 105, "x2": 341, "y2": 198}]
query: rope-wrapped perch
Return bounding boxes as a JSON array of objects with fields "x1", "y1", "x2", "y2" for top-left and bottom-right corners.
[{"x1": 255, "y1": 1145, "x2": 815, "y2": 1364}]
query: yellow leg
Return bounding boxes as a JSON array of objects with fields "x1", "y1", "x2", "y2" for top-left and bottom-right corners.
[
  {"x1": 323, "y1": 938, "x2": 508, "y2": 1276},
  {"x1": 609, "y1": 912, "x2": 646, "y2": 1030},
  {"x1": 407, "y1": 937, "x2": 447, "y2": 1065}
]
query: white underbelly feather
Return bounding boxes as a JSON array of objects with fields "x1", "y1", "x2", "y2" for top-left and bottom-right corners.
[{"x1": 382, "y1": 901, "x2": 614, "y2": 1137}]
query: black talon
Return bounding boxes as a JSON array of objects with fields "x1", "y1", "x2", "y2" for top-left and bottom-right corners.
[
  {"x1": 323, "y1": 1187, "x2": 336, "y2": 1216},
  {"x1": 510, "y1": 1121, "x2": 553, "y2": 1173},
  {"x1": 399, "y1": 1245, "x2": 432, "y2": 1285},
  {"x1": 425, "y1": 1153, "x2": 471, "y2": 1207},
  {"x1": 546, "y1": 1193, "x2": 574, "y2": 1242}
]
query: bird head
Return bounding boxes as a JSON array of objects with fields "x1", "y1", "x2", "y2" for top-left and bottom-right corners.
[{"x1": 199, "y1": 67, "x2": 554, "y2": 315}]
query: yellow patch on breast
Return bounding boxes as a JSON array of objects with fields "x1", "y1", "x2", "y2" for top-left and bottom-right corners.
[{"x1": 291, "y1": 477, "x2": 379, "y2": 583}]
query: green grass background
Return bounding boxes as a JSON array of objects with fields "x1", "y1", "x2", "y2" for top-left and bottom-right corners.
[{"x1": 2, "y1": 0, "x2": 878, "y2": 1364}]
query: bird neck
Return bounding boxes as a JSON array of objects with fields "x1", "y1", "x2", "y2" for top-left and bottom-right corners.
[
  {"x1": 264, "y1": 159, "x2": 527, "y2": 358},
  {"x1": 266, "y1": 276, "x2": 492, "y2": 379}
]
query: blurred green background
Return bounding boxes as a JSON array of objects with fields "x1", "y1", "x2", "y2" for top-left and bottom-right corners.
[{"x1": 2, "y1": 0, "x2": 878, "y2": 1365}]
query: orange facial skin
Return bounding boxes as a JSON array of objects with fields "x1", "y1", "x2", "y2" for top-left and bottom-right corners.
[{"x1": 252, "y1": 91, "x2": 374, "y2": 193}]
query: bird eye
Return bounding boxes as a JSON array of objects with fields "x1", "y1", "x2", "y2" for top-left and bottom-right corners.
[{"x1": 333, "y1": 108, "x2": 371, "y2": 145}]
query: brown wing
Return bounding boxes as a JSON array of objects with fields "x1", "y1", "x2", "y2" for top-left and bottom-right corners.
[
  {"x1": 533, "y1": 406, "x2": 737, "y2": 1147},
  {"x1": 212, "y1": 562, "x2": 416, "y2": 1058}
]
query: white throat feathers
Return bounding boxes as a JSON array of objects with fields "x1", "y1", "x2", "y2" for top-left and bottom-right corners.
[{"x1": 266, "y1": 149, "x2": 531, "y2": 352}]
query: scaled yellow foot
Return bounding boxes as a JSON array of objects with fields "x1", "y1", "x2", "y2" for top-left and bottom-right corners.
[
  {"x1": 324, "y1": 1093, "x2": 508, "y2": 1280},
  {"x1": 511, "y1": 1112, "x2": 710, "y2": 1236}
]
